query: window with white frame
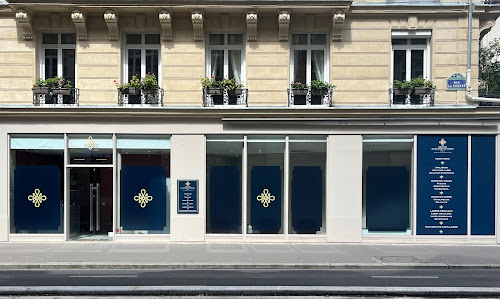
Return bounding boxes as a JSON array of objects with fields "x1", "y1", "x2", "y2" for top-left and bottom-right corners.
[
  {"x1": 124, "y1": 33, "x2": 161, "y2": 82},
  {"x1": 41, "y1": 33, "x2": 76, "y2": 86},
  {"x1": 391, "y1": 31, "x2": 430, "y2": 82},
  {"x1": 290, "y1": 33, "x2": 328, "y2": 85},
  {"x1": 207, "y1": 33, "x2": 245, "y2": 84}
]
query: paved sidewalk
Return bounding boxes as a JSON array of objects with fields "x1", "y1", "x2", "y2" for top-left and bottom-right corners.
[{"x1": 0, "y1": 242, "x2": 500, "y2": 269}]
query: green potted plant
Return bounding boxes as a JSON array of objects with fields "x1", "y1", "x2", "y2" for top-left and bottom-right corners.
[
  {"x1": 290, "y1": 81, "x2": 309, "y2": 96},
  {"x1": 310, "y1": 80, "x2": 335, "y2": 96},
  {"x1": 393, "y1": 79, "x2": 412, "y2": 96},
  {"x1": 141, "y1": 72, "x2": 159, "y2": 95},
  {"x1": 201, "y1": 76, "x2": 223, "y2": 95},
  {"x1": 32, "y1": 78, "x2": 49, "y2": 95},
  {"x1": 223, "y1": 77, "x2": 244, "y2": 96},
  {"x1": 50, "y1": 77, "x2": 73, "y2": 96},
  {"x1": 411, "y1": 77, "x2": 436, "y2": 95}
]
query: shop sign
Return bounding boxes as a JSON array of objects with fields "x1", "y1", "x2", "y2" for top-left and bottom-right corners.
[
  {"x1": 177, "y1": 180, "x2": 198, "y2": 214},
  {"x1": 416, "y1": 136, "x2": 468, "y2": 235},
  {"x1": 446, "y1": 73, "x2": 466, "y2": 90}
]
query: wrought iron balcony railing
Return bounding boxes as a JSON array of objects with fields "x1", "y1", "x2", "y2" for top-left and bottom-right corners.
[
  {"x1": 287, "y1": 88, "x2": 333, "y2": 107},
  {"x1": 203, "y1": 88, "x2": 248, "y2": 107},
  {"x1": 32, "y1": 88, "x2": 79, "y2": 106},
  {"x1": 118, "y1": 88, "x2": 164, "y2": 106},
  {"x1": 478, "y1": 90, "x2": 500, "y2": 106},
  {"x1": 390, "y1": 87, "x2": 435, "y2": 106},
  {"x1": 484, "y1": 0, "x2": 500, "y2": 4}
]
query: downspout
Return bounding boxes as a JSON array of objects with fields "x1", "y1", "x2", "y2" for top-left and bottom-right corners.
[{"x1": 466, "y1": 0, "x2": 500, "y2": 103}]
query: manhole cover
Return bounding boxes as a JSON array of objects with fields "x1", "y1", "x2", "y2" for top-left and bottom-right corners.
[{"x1": 376, "y1": 256, "x2": 421, "y2": 263}]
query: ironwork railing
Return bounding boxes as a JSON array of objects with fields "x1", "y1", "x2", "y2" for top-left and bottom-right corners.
[
  {"x1": 32, "y1": 88, "x2": 79, "y2": 106},
  {"x1": 118, "y1": 88, "x2": 164, "y2": 106},
  {"x1": 203, "y1": 88, "x2": 248, "y2": 107},
  {"x1": 484, "y1": 0, "x2": 500, "y2": 4},
  {"x1": 389, "y1": 88, "x2": 434, "y2": 106},
  {"x1": 478, "y1": 90, "x2": 500, "y2": 106},
  {"x1": 287, "y1": 88, "x2": 333, "y2": 107}
]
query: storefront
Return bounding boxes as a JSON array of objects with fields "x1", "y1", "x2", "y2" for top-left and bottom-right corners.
[{"x1": 0, "y1": 109, "x2": 498, "y2": 244}]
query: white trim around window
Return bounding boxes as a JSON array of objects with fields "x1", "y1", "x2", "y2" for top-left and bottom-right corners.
[
  {"x1": 391, "y1": 30, "x2": 431, "y2": 83},
  {"x1": 39, "y1": 32, "x2": 77, "y2": 86},
  {"x1": 289, "y1": 33, "x2": 329, "y2": 86},
  {"x1": 123, "y1": 33, "x2": 162, "y2": 85},
  {"x1": 206, "y1": 33, "x2": 246, "y2": 85}
]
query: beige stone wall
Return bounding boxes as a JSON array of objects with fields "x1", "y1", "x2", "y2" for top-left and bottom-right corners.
[
  {"x1": 0, "y1": 7, "x2": 482, "y2": 107},
  {"x1": 0, "y1": 14, "x2": 35, "y2": 105}
]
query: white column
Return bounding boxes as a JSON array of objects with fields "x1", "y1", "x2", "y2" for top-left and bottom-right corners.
[
  {"x1": 327, "y1": 135, "x2": 363, "y2": 243},
  {"x1": 170, "y1": 135, "x2": 206, "y2": 242},
  {"x1": 0, "y1": 132, "x2": 8, "y2": 241}
]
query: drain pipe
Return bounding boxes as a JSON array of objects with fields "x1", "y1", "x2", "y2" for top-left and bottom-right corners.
[{"x1": 466, "y1": 0, "x2": 500, "y2": 103}]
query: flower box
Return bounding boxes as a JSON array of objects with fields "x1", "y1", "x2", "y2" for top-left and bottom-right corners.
[
  {"x1": 227, "y1": 88, "x2": 244, "y2": 96},
  {"x1": 143, "y1": 88, "x2": 159, "y2": 96},
  {"x1": 413, "y1": 87, "x2": 433, "y2": 95},
  {"x1": 311, "y1": 88, "x2": 328, "y2": 96},
  {"x1": 52, "y1": 88, "x2": 71, "y2": 96},
  {"x1": 32, "y1": 87, "x2": 50, "y2": 95},
  {"x1": 122, "y1": 87, "x2": 140, "y2": 95},
  {"x1": 206, "y1": 88, "x2": 223, "y2": 95},
  {"x1": 292, "y1": 89, "x2": 308, "y2": 96}
]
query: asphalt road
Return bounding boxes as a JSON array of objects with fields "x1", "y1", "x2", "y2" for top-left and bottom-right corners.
[{"x1": 0, "y1": 268, "x2": 499, "y2": 288}]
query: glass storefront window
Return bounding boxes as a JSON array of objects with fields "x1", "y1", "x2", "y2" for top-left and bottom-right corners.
[
  {"x1": 68, "y1": 135, "x2": 113, "y2": 164},
  {"x1": 206, "y1": 136, "x2": 243, "y2": 234},
  {"x1": 289, "y1": 136, "x2": 326, "y2": 234},
  {"x1": 10, "y1": 135, "x2": 64, "y2": 234},
  {"x1": 117, "y1": 135, "x2": 171, "y2": 234},
  {"x1": 247, "y1": 136, "x2": 285, "y2": 234},
  {"x1": 362, "y1": 135, "x2": 414, "y2": 234}
]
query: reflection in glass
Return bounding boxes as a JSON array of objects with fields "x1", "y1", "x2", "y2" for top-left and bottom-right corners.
[
  {"x1": 228, "y1": 50, "x2": 242, "y2": 83},
  {"x1": 293, "y1": 50, "x2": 307, "y2": 84},
  {"x1": 146, "y1": 49, "x2": 159, "y2": 77},
  {"x1": 393, "y1": 50, "x2": 406, "y2": 82},
  {"x1": 62, "y1": 49, "x2": 76, "y2": 85},
  {"x1": 211, "y1": 50, "x2": 224, "y2": 81},
  {"x1": 44, "y1": 49, "x2": 58, "y2": 79},
  {"x1": 128, "y1": 49, "x2": 141, "y2": 81},
  {"x1": 411, "y1": 50, "x2": 424, "y2": 79},
  {"x1": 311, "y1": 50, "x2": 324, "y2": 82}
]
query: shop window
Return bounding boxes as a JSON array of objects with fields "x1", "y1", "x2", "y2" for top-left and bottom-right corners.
[
  {"x1": 117, "y1": 136, "x2": 171, "y2": 234},
  {"x1": 289, "y1": 136, "x2": 326, "y2": 234},
  {"x1": 206, "y1": 136, "x2": 243, "y2": 234},
  {"x1": 362, "y1": 135, "x2": 414, "y2": 234},
  {"x1": 247, "y1": 136, "x2": 285, "y2": 234},
  {"x1": 10, "y1": 135, "x2": 65, "y2": 234},
  {"x1": 207, "y1": 33, "x2": 245, "y2": 83},
  {"x1": 68, "y1": 135, "x2": 113, "y2": 165},
  {"x1": 290, "y1": 33, "x2": 328, "y2": 85},
  {"x1": 124, "y1": 33, "x2": 161, "y2": 82},
  {"x1": 41, "y1": 33, "x2": 76, "y2": 86}
]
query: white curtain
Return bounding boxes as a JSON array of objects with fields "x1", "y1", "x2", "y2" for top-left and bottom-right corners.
[
  {"x1": 312, "y1": 50, "x2": 324, "y2": 82},
  {"x1": 211, "y1": 50, "x2": 222, "y2": 78},
  {"x1": 229, "y1": 50, "x2": 241, "y2": 83}
]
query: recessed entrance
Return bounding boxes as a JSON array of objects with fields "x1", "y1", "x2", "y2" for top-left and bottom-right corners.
[{"x1": 69, "y1": 168, "x2": 113, "y2": 240}]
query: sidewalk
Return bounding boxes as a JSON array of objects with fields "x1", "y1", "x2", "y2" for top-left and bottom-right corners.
[{"x1": 1, "y1": 242, "x2": 500, "y2": 269}]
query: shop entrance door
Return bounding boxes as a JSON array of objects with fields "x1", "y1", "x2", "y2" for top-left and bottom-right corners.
[{"x1": 69, "y1": 168, "x2": 113, "y2": 240}]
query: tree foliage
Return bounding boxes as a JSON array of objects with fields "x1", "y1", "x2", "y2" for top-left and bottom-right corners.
[{"x1": 479, "y1": 38, "x2": 500, "y2": 92}]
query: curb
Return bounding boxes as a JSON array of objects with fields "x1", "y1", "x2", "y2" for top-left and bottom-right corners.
[
  {"x1": 1, "y1": 286, "x2": 500, "y2": 296},
  {"x1": 0, "y1": 262, "x2": 499, "y2": 270}
]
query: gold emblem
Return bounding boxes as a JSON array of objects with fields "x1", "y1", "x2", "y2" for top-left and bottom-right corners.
[
  {"x1": 439, "y1": 138, "x2": 447, "y2": 146},
  {"x1": 85, "y1": 136, "x2": 97, "y2": 150},
  {"x1": 28, "y1": 189, "x2": 47, "y2": 208},
  {"x1": 134, "y1": 189, "x2": 153, "y2": 208},
  {"x1": 256, "y1": 188, "x2": 275, "y2": 208}
]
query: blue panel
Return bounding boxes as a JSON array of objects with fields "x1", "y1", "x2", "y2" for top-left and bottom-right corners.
[
  {"x1": 417, "y1": 136, "x2": 468, "y2": 235},
  {"x1": 250, "y1": 166, "x2": 282, "y2": 232},
  {"x1": 366, "y1": 166, "x2": 409, "y2": 231},
  {"x1": 209, "y1": 166, "x2": 241, "y2": 232},
  {"x1": 14, "y1": 165, "x2": 61, "y2": 231},
  {"x1": 471, "y1": 135, "x2": 496, "y2": 235},
  {"x1": 121, "y1": 166, "x2": 167, "y2": 230},
  {"x1": 178, "y1": 180, "x2": 198, "y2": 213},
  {"x1": 291, "y1": 166, "x2": 322, "y2": 233}
]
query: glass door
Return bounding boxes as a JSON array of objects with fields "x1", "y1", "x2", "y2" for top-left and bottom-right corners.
[{"x1": 69, "y1": 168, "x2": 113, "y2": 240}]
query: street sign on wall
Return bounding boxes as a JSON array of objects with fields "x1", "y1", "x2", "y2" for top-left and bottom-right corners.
[{"x1": 446, "y1": 73, "x2": 466, "y2": 90}]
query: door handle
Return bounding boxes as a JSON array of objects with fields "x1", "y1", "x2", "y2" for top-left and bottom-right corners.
[
  {"x1": 96, "y1": 183, "x2": 101, "y2": 232},
  {"x1": 89, "y1": 183, "x2": 94, "y2": 232}
]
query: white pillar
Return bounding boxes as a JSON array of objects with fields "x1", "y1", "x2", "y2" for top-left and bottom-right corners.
[
  {"x1": 0, "y1": 132, "x2": 8, "y2": 241},
  {"x1": 170, "y1": 135, "x2": 206, "y2": 242},
  {"x1": 327, "y1": 135, "x2": 362, "y2": 243}
]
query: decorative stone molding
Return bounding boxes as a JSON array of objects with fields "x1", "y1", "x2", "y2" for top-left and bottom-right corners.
[
  {"x1": 104, "y1": 9, "x2": 119, "y2": 41},
  {"x1": 278, "y1": 10, "x2": 290, "y2": 41},
  {"x1": 408, "y1": 15, "x2": 418, "y2": 29},
  {"x1": 246, "y1": 11, "x2": 258, "y2": 41},
  {"x1": 332, "y1": 10, "x2": 345, "y2": 41},
  {"x1": 159, "y1": 9, "x2": 172, "y2": 41},
  {"x1": 15, "y1": 10, "x2": 33, "y2": 40},
  {"x1": 480, "y1": 16, "x2": 497, "y2": 40},
  {"x1": 71, "y1": 10, "x2": 87, "y2": 40},
  {"x1": 191, "y1": 10, "x2": 204, "y2": 41}
]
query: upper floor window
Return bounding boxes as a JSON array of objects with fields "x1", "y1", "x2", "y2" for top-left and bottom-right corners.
[
  {"x1": 41, "y1": 33, "x2": 76, "y2": 86},
  {"x1": 290, "y1": 33, "x2": 328, "y2": 85},
  {"x1": 392, "y1": 31, "x2": 430, "y2": 82},
  {"x1": 124, "y1": 33, "x2": 160, "y2": 83},
  {"x1": 207, "y1": 33, "x2": 245, "y2": 84}
]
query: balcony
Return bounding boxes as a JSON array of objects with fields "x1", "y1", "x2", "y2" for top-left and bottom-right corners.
[
  {"x1": 287, "y1": 88, "x2": 333, "y2": 107},
  {"x1": 390, "y1": 87, "x2": 434, "y2": 106},
  {"x1": 203, "y1": 88, "x2": 248, "y2": 107},
  {"x1": 32, "y1": 88, "x2": 79, "y2": 106},
  {"x1": 118, "y1": 88, "x2": 164, "y2": 106}
]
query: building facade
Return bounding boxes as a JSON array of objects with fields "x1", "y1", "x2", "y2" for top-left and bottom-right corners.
[{"x1": 1, "y1": 0, "x2": 500, "y2": 244}]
